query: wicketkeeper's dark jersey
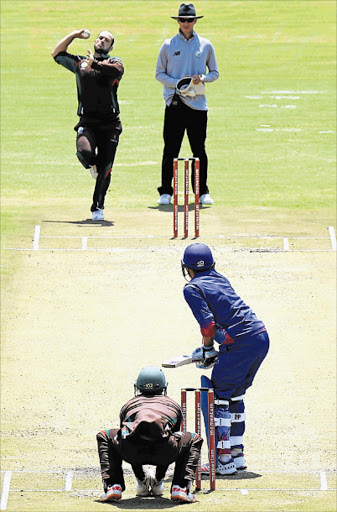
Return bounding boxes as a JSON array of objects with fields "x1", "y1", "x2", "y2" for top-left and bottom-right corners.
[
  {"x1": 54, "y1": 51, "x2": 124, "y2": 118},
  {"x1": 120, "y1": 395, "x2": 183, "y2": 441}
]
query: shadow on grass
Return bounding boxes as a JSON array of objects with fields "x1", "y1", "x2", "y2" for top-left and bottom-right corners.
[
  {"x1": 42, "y1": 219, "x2": 115, "y2": 227},
  {"x1": 215, "y1": 470, "x2": 262, "y2": 480},
  {"x1": 93, "y1": 496, "x2": 179, "y2": 509}
]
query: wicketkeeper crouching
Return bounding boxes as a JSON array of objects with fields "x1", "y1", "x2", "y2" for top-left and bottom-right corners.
[{"x1": 96, "y1": 366, "x2": 203, "y2": 503}]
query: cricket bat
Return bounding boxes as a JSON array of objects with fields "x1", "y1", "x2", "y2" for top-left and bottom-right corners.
[{"x1": 162, "y1": 355, "x2": 194, "y2": 368}]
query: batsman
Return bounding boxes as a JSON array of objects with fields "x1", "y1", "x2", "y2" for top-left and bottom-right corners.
[{"x1": 181, "y1": 243, "x2": 270, "y2": 475}]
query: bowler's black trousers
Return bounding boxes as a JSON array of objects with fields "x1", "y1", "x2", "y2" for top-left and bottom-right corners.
[
  {"x1": 158, "y1": 97, "x2": 209, "y2": 197},
  {"x1": 75, "y1": 117, "x2": 122, "y2": 211},
  {"x1": 97, "y1": 428, "x2": 203, "y2": 491}
]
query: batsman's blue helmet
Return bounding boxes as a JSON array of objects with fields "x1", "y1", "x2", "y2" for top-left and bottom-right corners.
[{"x1": 182, "y1": 243, "x2": 215, "y2": 272}]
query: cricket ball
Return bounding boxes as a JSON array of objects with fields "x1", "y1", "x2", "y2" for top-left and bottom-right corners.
[{"x1": 82, "y1": 29, "x2": 91, "y2": 39}]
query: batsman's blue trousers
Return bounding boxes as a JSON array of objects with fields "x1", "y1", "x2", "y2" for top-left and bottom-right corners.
[{"x1": 211, "y1": 330, "x2": 270, "y2": 400}]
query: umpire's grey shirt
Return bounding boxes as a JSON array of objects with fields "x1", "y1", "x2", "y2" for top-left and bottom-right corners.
[{"x1": 156, "y1": 30, "x2": 219, "y2": 110}]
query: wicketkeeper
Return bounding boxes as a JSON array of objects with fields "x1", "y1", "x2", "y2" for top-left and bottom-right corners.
[
  {"x1": 181, "y1": 243, "x2": 270, "y2": 475},
  {"x1": 96, "y1": 366, "x2": 203, "y2": 503}
]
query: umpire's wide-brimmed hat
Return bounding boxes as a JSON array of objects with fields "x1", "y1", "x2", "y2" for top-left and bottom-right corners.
[{"x1": 171, "y1": 3, "x2": 204, "y2": 20}]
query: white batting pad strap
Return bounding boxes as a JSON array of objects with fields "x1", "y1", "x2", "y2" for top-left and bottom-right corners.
[
  {"x1": 214, "y1": 399, "x2": 229, "y2": 406},
  {"x1": 231, "y1": 395, "x2": 244, "y2": 401},
  {"x1": 214, "y1": 418, "x2": 231, "y2": 427},
  {"x1": 230, "y1": 435, "x2": 244, "y2": 446},
  {"x1": 231, "y1": 412, "x2": 246, "y2": 422},
  {"x1": 217, "y1": 440, "x2": 231, "y2": 450}
]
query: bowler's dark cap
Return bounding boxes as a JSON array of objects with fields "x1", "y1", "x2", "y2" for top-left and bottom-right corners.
[{"x1": 171, "y1": 3, "x2": 204, "y2": 19}]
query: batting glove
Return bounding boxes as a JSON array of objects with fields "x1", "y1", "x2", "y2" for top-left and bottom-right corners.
[{"x1": 192, "y1": 345, "x2": 218, "y2": 369}]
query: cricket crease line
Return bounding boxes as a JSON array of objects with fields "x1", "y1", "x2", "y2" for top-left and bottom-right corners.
[
  {"x1": 328, "y1": 226, "x2": 337, "y2": 250},
  {"x1": 1, "y1": 468, "x2": 334, "y2": 475},
  {"x1": 6, "y1": 487, "x2": 336, "y2": 493},
  {"x1": 0, "y1": 471, "x2": 12, "y2": 511},
  {"x1": 65, "y1": 471, "x2": 73, "y2": 491},
  {"x1": 81, "y1": 237, "x2": 88, "y2": 250},
  {"x1": 33, "y1": 225, "x2": 41, "y2": 250},
  {"x1": 320, "y1": 471, "x2": 328, "y2": 491},
  {"x1": 4, "y1": 247, "x2": 336, "y2": 253}
]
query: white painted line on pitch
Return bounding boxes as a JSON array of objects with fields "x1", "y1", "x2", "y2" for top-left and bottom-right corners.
[
  {"x1": 328, "y1": 226, "x2": 336, "y2": 250},
  {"x1": 270, "y1": 96, "x2": 299, "y2": 100},
  {"x1": 33, "y1": 225, "x2": 41, "y2": 251},
  {"x1": 81, "y1": 237, "x2": 88, "y2": 250},
  {"x1": 115, "y1": 161, "x2": 157, "y2": 167},
  {"x1": 65, "y1": 471, "x2": 73, "y2": 491},
  {"x1": 283, "y1": 238, "x2": 289, "y2": 251},
  {"x1": 240, "y1": 488, "x2": 249, "y2": 495},
  {"x1": 320, "y1": 471, "x2": 328, "y2": 490},
  {"x1": 261, "y1": 90, "x2": 321, "y2": 95},
  {"x1": 0, "y1": 471, "x2": 12, "y2": 510}
]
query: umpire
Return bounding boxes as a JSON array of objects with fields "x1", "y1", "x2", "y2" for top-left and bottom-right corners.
[
  {"x1": 96, "y1": 366, "x2": 202, "y2": 503},
  {"x1": 51, "y1": 29, "x2": 124, "y2": 221}
]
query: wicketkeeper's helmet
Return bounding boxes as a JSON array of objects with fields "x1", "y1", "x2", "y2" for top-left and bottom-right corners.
[
  {"x1": 134, "y1": 366, "x2": 168, "y2": 396},
  {"x1": 181, "y1": 243, "x2": 215, "y2": 277}
]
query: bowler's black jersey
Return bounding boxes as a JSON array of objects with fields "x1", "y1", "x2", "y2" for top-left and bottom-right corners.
[{"x1": 54, "y1": 51, "x2": 124, "y2": 119}]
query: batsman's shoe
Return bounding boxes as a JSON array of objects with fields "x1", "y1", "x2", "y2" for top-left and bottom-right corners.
[
  {"x1": 157, "y1": 194, "x2": 172, "y2": 205},
  {"x1": 151, "y1": 479, "x2": 165, "y2": 496},
  {"x1": 89, "y1": 165, "x2": 98, "y2": 179},
  {"x1": 171, "y1": 485, "x2": 196, "y2": 503},
  {"x1": 100, "y1": 484, "x2": 122, "y2": 502},
  {"x1": 136, "y1": 479, "x2": 151, "y2": 497},
  {"x1": 233, "y1": 452, "x2": 247, "y2": 470},
  {"x1": 201, "y1": 459, "x2": 237, "y2": 475},
  {"x1": 200, "y1": 193, "x2": 214, "y2": 205},
  {"x1": 92, "y1": 208, "x2": 104, "y2": 221}
]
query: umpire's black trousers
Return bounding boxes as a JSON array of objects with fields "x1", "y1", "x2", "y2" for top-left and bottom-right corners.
[
  {"x1": 158, "y1": 97, "x2": 209, "y2": 197},
  {"x1": 97, "y1": 428, "x2": 203, "y2": 491}
]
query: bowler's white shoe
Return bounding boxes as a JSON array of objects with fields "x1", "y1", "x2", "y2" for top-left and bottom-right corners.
[
  {"x1": 89, "y1": 165, "x2": 98, "y2": 179},
  {"x1": 92, "y1": 209, "x2": 104, "y2": 221},
  {"x1": 157, "y1": 194, "x2": 172, "y2": 205},
  {"x1": 200, "y1": 193, "x2": 214, "y2": 205}
]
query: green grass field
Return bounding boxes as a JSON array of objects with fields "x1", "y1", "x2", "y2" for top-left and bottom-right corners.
[{"x1": 1, "y1": 1, "x2": 336, "y2": 511}]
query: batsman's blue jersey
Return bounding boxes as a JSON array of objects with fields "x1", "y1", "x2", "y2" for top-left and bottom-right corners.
[{"x1": 183, "y1": 269, "x2": 265, "y2": 341}]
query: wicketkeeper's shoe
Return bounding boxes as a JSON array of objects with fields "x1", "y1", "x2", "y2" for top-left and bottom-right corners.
[
  {"x1": 233, "y1": 452, "x2": 247, "y2": 470},
  {"x1": 200, "y1": 193, "x2": 214, "y2": 205},
  {"x1": 89, "y1": 165, "x2": 98, "y2": 179},
  {"x1": 136, "y1": 479, "x2": 151, "y2": 497},
  {"x1": 92, "y1": 208, "x2": 104, "y2": 221},
  {"x1": 100, "y1": 484, "x2": 122, "y2": 502},
  {"x1": 151, "y1": 479, "x2": 165, "y2": 496},
  {"x1": 157, "y1": 194, "x2": 172, "y2": 205},
  {"x1": 201, "y1": 459, "x2": 237, "y2": 475},
  {"x1": 170, "y1": 485, "x2": 196, "y2": 503}
]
